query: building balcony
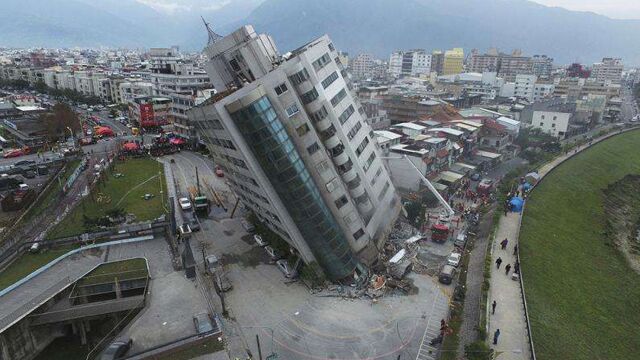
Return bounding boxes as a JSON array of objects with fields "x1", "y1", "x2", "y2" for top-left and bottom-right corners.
[
  {"x1": 323, "y1": 134, "x2": 341, "y2": 149},
  {"x1": 349, "y1": 183, "x2": 366, "y2": 198},
  {"x1": 332, "y1": 151, "x2": 349, "y2": 166},
  {"x1": 346, "y1": 175, "x2": 361, "y2": 190},
  {"x1": 336, "y1": 159, "x2": 354, "y2": 176},
  {"x1": 315, "y1": 117, "x2": 332, "y2": 132},
  {"x1": 341, "y1": 167, "x2": 358, "y2": 183}
]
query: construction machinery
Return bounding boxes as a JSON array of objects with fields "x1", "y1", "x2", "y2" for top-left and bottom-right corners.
[{"x1": 189, "y1": 167, "x2": 210, "y2": 215}]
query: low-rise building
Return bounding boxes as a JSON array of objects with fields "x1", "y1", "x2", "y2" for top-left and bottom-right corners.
[{"x1": 127, "y1": 96, "x2": 172, "y2": 130}]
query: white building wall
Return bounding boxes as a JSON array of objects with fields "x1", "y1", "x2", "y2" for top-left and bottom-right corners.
[{"x1": 531, "y1": 111, "x2": 570, "y2": 138}]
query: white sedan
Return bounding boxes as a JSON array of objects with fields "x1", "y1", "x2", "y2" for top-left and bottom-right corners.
[
  {"x1": 178, "y1": 197, "x2": 192, "y2": 210},
  {"x1": 447, "y1": 252, "x2": 462, "y2": 267}
]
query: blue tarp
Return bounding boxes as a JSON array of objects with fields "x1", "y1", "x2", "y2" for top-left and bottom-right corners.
[{"x1": 510, "y1": 196, "x2": 524, "y2": 212}]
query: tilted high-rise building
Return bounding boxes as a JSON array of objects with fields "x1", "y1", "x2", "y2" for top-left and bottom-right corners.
[{"x1": 188, "y1": 25, "x2": 401, "y2": 281}]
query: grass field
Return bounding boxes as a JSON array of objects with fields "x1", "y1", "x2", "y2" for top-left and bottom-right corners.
[
  {"x1": 519, "y1": 129, "x2": 640, "y2": 360},
  {"x1": 48, "y1": 157, "x2": 167, "y2": 238}
]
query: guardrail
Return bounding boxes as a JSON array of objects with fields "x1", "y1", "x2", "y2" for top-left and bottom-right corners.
[{"x1": 514, "y1": 125, "x2": 640, "y2": 360}]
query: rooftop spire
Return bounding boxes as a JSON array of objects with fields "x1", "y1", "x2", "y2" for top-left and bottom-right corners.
[{"x1": 201, "y1": 16, "x2": 222, "y2": 46}]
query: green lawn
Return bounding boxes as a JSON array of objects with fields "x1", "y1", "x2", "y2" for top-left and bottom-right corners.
[
  {"x1": 157, "y1": 339, "x2": 225, "y2": 360},
  {"x1": 0, "y1": 248, "x2": 71, "y2": 291},
  {"x1": 519, "y1": 129, "x2": 640, "y2": 360},
  {"x1": 48, "y1": 158, "x2": 167, "y2": 238},
  {"x1": 78, "y1": 258, "x2": 148, "y2": 286}
]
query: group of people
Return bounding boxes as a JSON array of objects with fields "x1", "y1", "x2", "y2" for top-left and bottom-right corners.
[{"x1": 492, "y1": 238, "x2": 521, "y2": 346}]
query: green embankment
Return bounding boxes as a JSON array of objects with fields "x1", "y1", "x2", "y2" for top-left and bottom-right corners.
[{"x1": 520, "y1": 129, "x2": 640, "y2": 359}]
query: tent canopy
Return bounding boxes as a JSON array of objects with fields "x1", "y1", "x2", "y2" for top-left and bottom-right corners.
[{"x1": 510, "y1": 196, "x2": 524, "y2": 212}]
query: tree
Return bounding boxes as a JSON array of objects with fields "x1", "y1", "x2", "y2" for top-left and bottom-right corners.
[
  {"x1": 109, "y1": 108, "x2": 119, "y2": 118},
  {"x1": 40, "y1": 103, "x2": 81, "y2": 141},
  {"x1": 405, "y1": 201, "x2": 424, "y2": 227},
  {"x1": 464, "y1": 341, "x2": 494, "y2": 360}
]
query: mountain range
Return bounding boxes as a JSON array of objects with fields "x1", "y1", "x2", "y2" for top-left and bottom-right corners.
[{"x1": 2, "y1": 0, "x2": 640, "y2": 65}]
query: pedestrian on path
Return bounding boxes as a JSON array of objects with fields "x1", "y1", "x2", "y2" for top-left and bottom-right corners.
[
  {"x1": 513, "y1": 244, "x2": 518, "y2": 255},
  {"x1": 492, "y1": 300, "x2": 497, "y2": 314},
  {"x1": 495, "y1": 257, "x2": 503, "y2": 269},
  {"x1": 493, "y1": 329, "x2": 500, "y2": 345},
  {"x1": 505, "y1": 263, "x2": 512, "y2": 275},
  {"x1": 500, "y1": 238, "x2": 509, "y2": 250},
  {"x1": 514, "y1": 261, "x2": 520, "y2": 274}
]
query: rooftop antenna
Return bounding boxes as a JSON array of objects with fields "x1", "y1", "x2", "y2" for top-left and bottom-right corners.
[{"x1": 201, "y1": 16, "x2": 222, "y2": 45}]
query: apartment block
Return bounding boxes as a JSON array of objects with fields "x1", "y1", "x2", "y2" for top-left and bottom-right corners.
[
  {"x1": 189, "y1": 25, "x2": 400, "y2": 281},
  {"x1": 389, "y1": 49, "x2": 431, "y2": 78}
]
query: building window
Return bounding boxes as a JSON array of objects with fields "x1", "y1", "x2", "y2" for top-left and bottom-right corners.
[
  {"x1": 310, "y1": 106, "x2": 328, "y2": 123},
  {"x1": 274, "y1": 83, "x2": 288, "y2": 95},
  {"x1": 307, "y1": 142, "x2": 320, "y2": 155},
  {"x1": 321, "y1": 71, "x2": 339, "y2": 89},
  {"x1": 289, "y1": 68, "x2": 310, "y2": 85},
  {"x1": 541, "y1": 115, "x2": 545, "y2": 119},
  {"x1": 313, "y1": 53, "x2": 332, "y2": 71},
  {"x1": 286, "y1": 104, "x2": 299, "y2": 117},
  {"x1": 301, "y1": 87, "x2": 319, "y2": 104},
  {"x1": 347, "y1": 121, "x2": 362, "y2": 140},
  {"x1": 370, "y1": 166, "x2": 383, "y2": 186},
  {"x1": 540, "y1": 122, "x2": 544, "y2": 126},
  {"x1": 355, "y1": 136, "x2": 370, "y2": 157},
  {"x1": 363, "y1": 152, "x2": 376, "y2": 172},
  {"x1": 553, "y1": 116, "x2": 557, "y2": 120},
  {"x1": 338, "y1": 105, "x2": 355, "y2": 125},
  {"x1": 353, "y1": 228, "x2": 365, "y2": 240},
  {"x1": 335, "y1": 195, "x2": 348, "y2": 209},
  {"x1": 551, "y1": 123, "x2": 556, "y2": 128},
  {"x1": 378, "y1": 181, "x2": 390, "y2": 201},
  {"x1": 328, "y1": 42, "x2": 335, "y2": 51},
  {"x1": 330, "y1": 88, "x2": 347, "y2": 107},
  {"x1": 296, "y1": 123, "x2": 310, "y2": 136}
]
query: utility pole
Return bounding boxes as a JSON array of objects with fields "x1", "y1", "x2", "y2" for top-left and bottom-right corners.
[
  {"x1": 195, "y1": 166, "x2": 201, "y2": 195},
  {"x1": 256, "y1": 334, "x2": 263, "y2": 360}
]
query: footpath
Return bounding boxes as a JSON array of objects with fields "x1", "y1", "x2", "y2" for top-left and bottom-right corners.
[{"x1": 487, "y1": 126, "x2": 639, "y2": 359}]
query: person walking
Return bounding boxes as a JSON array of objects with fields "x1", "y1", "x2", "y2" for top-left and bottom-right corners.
[
  {"x1": 493, "y1": 329, "x2": 501, "y2": 345},
  {"x1": 514, "y1": 261, "x2": 520, "y2": 274},
  {"x1": 495, "y1": 257, "x2": 503, "y2": 269},
  {"x1": 500, "y1": 238, "x2": 509, "y2": 250},
  {"x1": 492, "y1": 300, "x2": 497, "y2": 314},
  {"x1": 505, "y1": 263, "x2": 512, "y2": 275},
  {"x1": 513, "y1": 244, "x2": 518, "y2": 255}
]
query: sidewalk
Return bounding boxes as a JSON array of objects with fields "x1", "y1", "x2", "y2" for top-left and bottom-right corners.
[{"x1": 487, "y1": 126, "x2": 639, "y2": 359}]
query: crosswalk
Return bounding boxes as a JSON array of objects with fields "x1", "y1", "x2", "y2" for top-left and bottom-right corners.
[{"x1": 416, "y1": 292, "x2": 450, "y2": 360}]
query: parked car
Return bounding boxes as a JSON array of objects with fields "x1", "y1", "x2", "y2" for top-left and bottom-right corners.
[
  {"x1": 14, "y1": 160, "x2": 35, "y2": 167},
  {"x1": 188, "y1": 215, "x2": 201, "y2": 232},
  {"x1": 241, "y1": 219, "x2": 255, "y2": 233},
  {"x1": 454, "y1": 232, "x2": 467, "y2": 248},
  {"x1": 276, "y1": 259, "x2": 297, "y2": 278},
  {"x1": 447, "y1": 252, "x2": 462, "y2": 267},
  {"x1": 470, "y1": 173, "x2": 481, "y2": 181},
  {"x1": 99, "y1": 338, "x2": 132, "y2": 360},
  {"x1": 3, "y1": 149, "x2": 25, "y2": 158},
  {"x1": 438, "y1": 265, "x2": 456, "y2": 285},
  {"x1": 23, "y1": 170, "x2": 36, "y2": 179},
  {"x1": 253, "y1": 234, "x2": 268, "y2": 247},
  {"x1": 264, "y1": 245, "x2": 281, "y2": 260},
  {"x1": 193, "y1": 313, "x2": 220, "y2": 335},
  {"x1": 179, "y1": 197, "x2": 192, "y2": 210}
]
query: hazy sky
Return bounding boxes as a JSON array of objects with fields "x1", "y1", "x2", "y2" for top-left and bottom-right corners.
[
  {"x1": 531, "y1": 0, "x2": 640, "y2": 19},
  {"x1": 136, "y1": 0, "x2": 640, "y2": 20}
]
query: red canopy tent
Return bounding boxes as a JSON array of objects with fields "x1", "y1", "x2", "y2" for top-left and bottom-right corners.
[
  {"x1": 122, "y1": 142, "x2": 140, "y2": 151},
  {"x1": 169, "y1": 137, "x2": 186, "y2": 145},
  {"x1": 95, "y1": 126, "x2": 114, "y2": 137}
]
